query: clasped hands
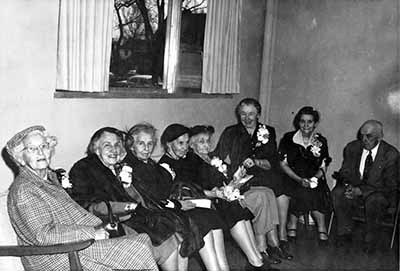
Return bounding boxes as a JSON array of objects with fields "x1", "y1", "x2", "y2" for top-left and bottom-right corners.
[{"x1": 343, "y1": 184, "x2": 362, "y2": 199}]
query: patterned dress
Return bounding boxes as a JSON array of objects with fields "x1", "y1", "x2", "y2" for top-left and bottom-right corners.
[
  {"x1": 278, "y1": 130, "x2": 332, "y2": 215},
  {"x1": 7, "y1": 167, "x2": 157, "y2": 271}
]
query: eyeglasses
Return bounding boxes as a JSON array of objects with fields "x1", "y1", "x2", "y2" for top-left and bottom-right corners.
[{"x1": 23, "y1": 143, "x2": 50, "y2": 154}]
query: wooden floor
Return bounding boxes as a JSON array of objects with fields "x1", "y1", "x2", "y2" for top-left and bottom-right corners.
[{"x1": 188, "y1": 223, "x2": 399, "y2": 270}]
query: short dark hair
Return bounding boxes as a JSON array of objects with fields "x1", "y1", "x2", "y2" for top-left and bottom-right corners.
[
  {"x1": 86, "y1": 127, "x2": 125, "y2": 155},
  {"x1": 235, "y1": 98, "x2": 262, "y2": 121},
  {"x1": 292, "y1": 106, "x2": 320, "y2": 130}
]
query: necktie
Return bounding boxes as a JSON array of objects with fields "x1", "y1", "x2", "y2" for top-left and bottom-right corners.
[{"x1": 363, "y1": 151, "x2": 373, "y2": 180}]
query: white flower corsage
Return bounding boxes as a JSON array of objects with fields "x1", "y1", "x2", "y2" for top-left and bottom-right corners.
[
  {"x1": 119, "y1": 165, "x2": 133, "y2": 188},
  {"x1": 222, "y1": 185, "x2": 244, "y2": 201},
  {"x1": 309, "y1": 135, "x2": 322, "y2": 157},
  {"x1": 256, "y1": 124, "x2": 270, "y2": 147},
  {"x1": 309, "y1": 176, "x2": 318, "y2": 189},
  {"x1": 160, "y1": 163, "x2": 176, "y2": 180},
  {"x1": 60, "y1": 173, "x2": 72, "y2": 189},
  {"x1": 210, "y1": 157, "x2": 228, "y2": 177}
]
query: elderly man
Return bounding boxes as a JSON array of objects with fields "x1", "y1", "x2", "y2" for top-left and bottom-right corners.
[{"x1": 332, "y1": 120, "x2": 399, "y2": 252}]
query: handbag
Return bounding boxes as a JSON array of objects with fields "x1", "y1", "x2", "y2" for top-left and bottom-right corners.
[
  {"x1": 104, "y1": 201, "x2": 126, "y2": 238},
  {"x1": 169, "y1": 181, "x2": 206, "y2": 200}
]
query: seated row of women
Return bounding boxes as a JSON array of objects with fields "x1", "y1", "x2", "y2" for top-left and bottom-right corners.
[{"x1": 6, "y1": 98, "x2": 331, "y2": 271}]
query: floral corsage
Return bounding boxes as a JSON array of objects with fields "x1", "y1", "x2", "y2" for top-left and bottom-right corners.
[
  {"x1": 210, "y1": 157, "x2": 228, "y2": 178},
  {"x1": 309, "y1": 134, "x2": 322, "y2": 157},
  {"x1": 256, "y1": 124, "x2": 270, "y2": 147},
  {"x1": 118, "y1": 165, "x2": 133, "y2": 188}
]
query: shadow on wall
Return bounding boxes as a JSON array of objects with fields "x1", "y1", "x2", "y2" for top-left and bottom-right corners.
[
  {"x1": 2, "y1": 148, "x2": 19, "y2": 179},
  {"x1": 369, "y1": 65, "x2": 399, "y2": 136}
]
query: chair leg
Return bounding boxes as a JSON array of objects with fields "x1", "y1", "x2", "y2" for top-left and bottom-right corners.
[
  {"x1": 390, "y1": 204, "x2": 400, "y2": 249},
  {"x1": 328, "y1": 211, "x2": 334, "y2": 236},
  {"x1": 68, "y1": 251, "x2": 83, "y2": 271}
]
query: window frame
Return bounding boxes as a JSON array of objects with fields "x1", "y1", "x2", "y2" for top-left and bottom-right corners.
[{"x1": 55, "y1": 0, "x2": 229, "y2": 99}]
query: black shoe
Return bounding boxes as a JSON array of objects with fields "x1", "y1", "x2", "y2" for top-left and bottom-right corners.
[
  {"x1": 267, "y1": 245, "x2": 294, "y2": 260},
  {"x1": 318, "y1": 232, "x2": 329, "y2": 247},
  {"x1": 260, "y1": 250, "x2": 281, "y2": 264},
  {"x1": 362, "y1": 241, "x2": 376, "y2": 254},
  {"x1": 245, "y1": 261, "x2": 280, "y2": 271}
]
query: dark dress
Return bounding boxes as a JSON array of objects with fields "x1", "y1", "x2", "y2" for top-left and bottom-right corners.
[
  {"x1": 124, "y1": 152, "x2": 225, "y2": 236},
  {"x1": 212, "y1": 122, "x2": 285, "y2": 196},
  {"x1": 159, "y1": 151, "x2": 254, "y2": 229},
  {"x1": 278, "y1": 131, "x2": 332, "y2": 215},
  {"x1": 69, "y1": 154, "x2": 204, "y2": 257}
]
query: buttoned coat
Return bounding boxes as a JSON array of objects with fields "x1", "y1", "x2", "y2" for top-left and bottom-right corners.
[
  {"x1": 339, "y1": 139, "x2": 399, "y2": 201},
  {"x1": 8, "y1": 167, "x2": 158, "y2": 271}
]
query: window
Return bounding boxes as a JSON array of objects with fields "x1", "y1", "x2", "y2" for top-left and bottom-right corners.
[
  {"x1": 55, "y1": 0, "x2": 239, "y2": 97},
  {"x1": 110, "y1": 0, "x2": 207, "y2": 94}
]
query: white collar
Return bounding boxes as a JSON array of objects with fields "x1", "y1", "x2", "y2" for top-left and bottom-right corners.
[
  {"x1": 292, "y1": 130, "x2": 317, "y2": 148},
  {"x1": 362, "y1": 142, "x2": 380, "y2": 160}
]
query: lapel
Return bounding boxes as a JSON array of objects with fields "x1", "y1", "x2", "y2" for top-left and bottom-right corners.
[
  {"x1": 367, "y1": 142, "x2": 385, "y2": 183},
  {"x1": 89, "y1": 155, "x2": 129, "y2": 199},
  {"x1": 354, "y1": 144, "x2": 363, "y2": 180}
]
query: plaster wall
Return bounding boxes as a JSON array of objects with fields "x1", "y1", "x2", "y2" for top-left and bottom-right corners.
[
  {"x1": 0, "y1": 0, "x2": 265, "y2": 194},
  {"x1": 270, "y1": 0, "x2": 399, "y2": 187}
]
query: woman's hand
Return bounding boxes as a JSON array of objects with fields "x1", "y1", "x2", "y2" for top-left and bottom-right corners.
[
  {"x1": 179, "y1": 200, "x2": 196, "y2": 210},
  {"x1": 94, "y1": 227, "x2": 109, "y2": 240},
  {"x1": 300, "y1": 178, "x2": 311, "y2": 188}
]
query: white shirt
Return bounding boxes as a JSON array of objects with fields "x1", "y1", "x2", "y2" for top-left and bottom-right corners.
[{"x1": 359, "y1": 142, "x2": 380, "y2": 179}]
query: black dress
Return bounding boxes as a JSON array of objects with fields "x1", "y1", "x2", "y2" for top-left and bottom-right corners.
[
  {"x1": 212, "y1": 122, "x2": 285, "y2": 196},
  {"x1": 161, "y1": 151, "x2": 254, "y2": 229},
  {"x1": 125, "y1": 152, "x2": 225, "y2": 236},
  {"x1": 278, "y1": 131, "x2": 332, "y2": 215}
]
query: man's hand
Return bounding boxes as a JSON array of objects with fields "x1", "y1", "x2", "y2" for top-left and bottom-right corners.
[
  {"x1": 344, "y1": 185, "x2": 362, "y2": 199},
  {"x1": 94, "y1": 227, "x2": 109, "y2": 240},
  {"x1": 179, "y1": 200, "x2": 196, "y2": 210}
]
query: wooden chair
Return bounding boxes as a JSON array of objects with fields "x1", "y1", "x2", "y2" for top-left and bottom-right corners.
[
  {"x1": 327, "y1": 171, "x2": 400, "y2": 248},
  {"x1": 0, "y1": 239, "x2": 94, "y2": 271},
  {"x1": 0, "y1": 191, "x2": 94, "y2": 270}
]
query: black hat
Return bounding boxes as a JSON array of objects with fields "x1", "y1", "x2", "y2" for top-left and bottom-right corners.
[
  {"x1": 189, "y1": 125, "x2": 215, "y2": 137},
  {"x1": 160, "y1": 124, "x2": 190, "y2": 146}
]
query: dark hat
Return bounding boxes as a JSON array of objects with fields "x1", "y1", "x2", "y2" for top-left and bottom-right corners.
[
  {"x1": 6, "y1": 125, "x2": 45, "y2": 153},
  {"x1": 160, "y1": 124, "x2": 189, "y2": 146},
  {"x1": 189, "y1": 125, "x2": 215, "y2": 137}
]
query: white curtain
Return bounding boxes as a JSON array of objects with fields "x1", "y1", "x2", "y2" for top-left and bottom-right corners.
[
  {"x1": 56, "y1": 0, "x2": 113, "y2": 92},
  {"x1": 201, "y1": 0, "x2": 242, "y2": 94}
]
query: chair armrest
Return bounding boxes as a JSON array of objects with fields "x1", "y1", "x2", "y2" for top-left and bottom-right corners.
[{"x1": 0, "y1": 239, "x2": 94, "y2": 257}]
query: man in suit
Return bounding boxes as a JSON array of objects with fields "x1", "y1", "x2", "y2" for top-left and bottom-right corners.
[{"x1": 332, "y1": 120, "x2": 399, "y2": 252}]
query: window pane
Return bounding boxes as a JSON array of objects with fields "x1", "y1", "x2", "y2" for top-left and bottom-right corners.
[
  {"x1": 110, "y1": 0, "x2": 167, "y2": 89},
  {"x1": 177, "y1": 0, "x2": 207, "y2": 93}
]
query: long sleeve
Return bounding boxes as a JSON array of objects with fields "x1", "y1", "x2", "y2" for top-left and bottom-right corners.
[{"x1": 9, "y1": 184, "x2": 96, "y2": 246}]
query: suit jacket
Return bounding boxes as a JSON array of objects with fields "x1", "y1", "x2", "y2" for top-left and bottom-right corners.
[
  {"x1": 8, "y1": 167, "x2": 157, "y2": 271},
  {"x1": 339, "y1": 139, "x2": 399, "y2": 201}
]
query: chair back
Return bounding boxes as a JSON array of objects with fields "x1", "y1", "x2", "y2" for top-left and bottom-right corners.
[{"x1": 0, "y1": 191, "x2": 24, "y2": 270}]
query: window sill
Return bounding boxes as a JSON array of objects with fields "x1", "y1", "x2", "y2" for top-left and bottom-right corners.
[{"x1": 54, "y1": 88, "x2": 234, "y2": 99}]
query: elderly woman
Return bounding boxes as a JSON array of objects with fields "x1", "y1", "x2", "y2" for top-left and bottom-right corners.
[
  {"x1": 5, "y1": 125, "x2": 157, "y2": 271},
  {"x1": 212, "y1": 98, "x2": 292, "y2": 260},
  {"x1": 278, "y1": 106, "x2": 332, "y2": 244},
  {"x1": 123, "y1": 123, "x2": 235, "y2": 271},
  {"x1": 186, "y1": 124, "x2": 282, "y2": 270},
  {"x1": 69, "y1": 127, "x2": 189, "y2": 271}
]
